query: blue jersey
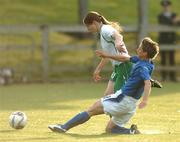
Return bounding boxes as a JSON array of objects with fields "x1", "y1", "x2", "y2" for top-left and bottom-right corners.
[{"x1": 121, "y1": 56, "x2": 154, "y2": 100}]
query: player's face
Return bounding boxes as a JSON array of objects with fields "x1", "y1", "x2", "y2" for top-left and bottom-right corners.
[
  {"x1": 137, "y1": 45, "x2": 147, "y2": 59},
  {"x1": 163, "y1": 5, "x2": 171, "y2": 12},
  {"x1": 86, "y1": 23, "x2": 98, "y2": 33}
]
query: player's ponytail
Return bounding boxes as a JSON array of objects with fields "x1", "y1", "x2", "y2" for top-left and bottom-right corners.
[{"x1": 83, "y1": 11, "x2": 123, "y2": 33}]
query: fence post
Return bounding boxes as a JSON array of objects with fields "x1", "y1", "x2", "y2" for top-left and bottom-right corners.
[
  {"x1": 41, "y1": 25, "x2": 49, "y2": 82},
  {"x1": 138, "y1": 0, "x2": 148, "y2": 43},
  {"x1": 78, "y1": 0, "x2": 88, "y2": 24}
]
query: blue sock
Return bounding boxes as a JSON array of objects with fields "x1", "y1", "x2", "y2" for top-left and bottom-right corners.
[
  {"x1": 62, "y1": 111, "x2": 90, "y2": 130},
  {"x1": 111, "y1": 125, "x2": 130, "y2": 134}
]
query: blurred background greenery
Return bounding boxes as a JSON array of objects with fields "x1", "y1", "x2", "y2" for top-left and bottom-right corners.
[{"x1": 0, "y1": 0, "x2": 179, "y2": 83}]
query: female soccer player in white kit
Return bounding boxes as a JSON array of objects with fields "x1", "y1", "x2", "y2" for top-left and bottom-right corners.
[{"x1": 83, "y1": 11, "x2": 132, "y2": 95}]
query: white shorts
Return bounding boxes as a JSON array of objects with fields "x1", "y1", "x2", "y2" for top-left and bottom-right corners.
[{"x1": 101, "y1": 90, "x2": 138, "y2": 127}]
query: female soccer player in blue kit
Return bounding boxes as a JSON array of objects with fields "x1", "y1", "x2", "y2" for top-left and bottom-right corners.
[{"x1": 48, "y1": 37, "x2": 159, "y2": 134}]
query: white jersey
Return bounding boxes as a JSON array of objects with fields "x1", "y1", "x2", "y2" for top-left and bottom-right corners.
[{"x1": 100, "y1": 24, "x2": 128, "y2": 67}]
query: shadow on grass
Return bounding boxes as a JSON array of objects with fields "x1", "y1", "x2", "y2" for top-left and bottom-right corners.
[
  {"x1": 1, "y1": 134, "x2": 113, "y2": 142},
  {"x1": 2, "y1": 137, "x2": 55, "y2": 142},
  {"x1": 22, "y1": 137, "x2": 54, "y2": 141},
  {"x1": 46, "y1": 131, "x2": 118, "y2": 139},
  {"x1": 0, "y1": 130, "x2": 16, "y2": 133},
  {"x1": 65, "y1": 132, "x2": 118, "y2": 138}
]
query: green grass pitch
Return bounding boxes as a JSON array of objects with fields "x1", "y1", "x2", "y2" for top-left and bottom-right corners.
[{"x1": 0, "y1": 82, "x2": 180, "y2": 142}]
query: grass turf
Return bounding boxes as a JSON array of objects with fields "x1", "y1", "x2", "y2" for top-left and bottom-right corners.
[{"x1": 0, "y1": 82, "x2": 180, "y2": 142}]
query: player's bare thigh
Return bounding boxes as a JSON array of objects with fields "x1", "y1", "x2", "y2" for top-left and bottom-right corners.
[
  {"x1": 104, "y1": 80, "x2": 114, "y2": 96},
  {"x1": 87, "y1": 100, "x2": 104, "y2": 117}
]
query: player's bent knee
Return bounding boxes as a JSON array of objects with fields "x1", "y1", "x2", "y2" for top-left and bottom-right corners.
[
  {"x1": 87, "y1": 109, "x2": 95, "y2": 117},
  {"x1": 87, "y1": 105, "x2": 98, "y2": 116},
  {"x1": 87, "y1": 100, "x2": 104, "y2": 116},
  {"x1": 87, "y1": 108, "x2": 99, "y2": 116}
]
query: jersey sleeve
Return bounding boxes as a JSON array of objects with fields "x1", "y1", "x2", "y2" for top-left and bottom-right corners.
[
  {"x1": 130, "y1": 56, "x2": 140, "y2": 63},
  {"x1": 101, "y1": 25, "x2": 116, "y2": 42},
  {"x1": 139, "y1": 66, "x2": 151, "y2": 81}
]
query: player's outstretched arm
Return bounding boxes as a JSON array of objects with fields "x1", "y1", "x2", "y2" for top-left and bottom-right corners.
[
  {"x1": 95, "y1": 50, "x2": 131, "y2": 62},
  {"x1": 93, "y1": 58, "x2": 109, "y2": 82},
  {"x1": 138, "y1": 80, "x2": 151, "y2": 109},
  {"x1": 112, "y1": 31, "x2": 127, "y2": 53}
]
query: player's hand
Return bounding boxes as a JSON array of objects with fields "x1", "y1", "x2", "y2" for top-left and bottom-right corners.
[
  {"x1": 95, "y1": 50, "x2": 108, "y2": 58},
  {"x1": 138, "y1": 101, "x2": 147, "y2": 109},
  {"x1": 93, "y1": 70, "x2": 102, "y2": 82},
  {"x1": 116, "y1": 44, "x2": 127, "y2": 53},
  {"x1": 119, "y1": 47, "x2": 126, "y2": 53}
]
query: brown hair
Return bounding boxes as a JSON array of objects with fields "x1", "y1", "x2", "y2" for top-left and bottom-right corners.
[
  {"x1": 83, "y1": 11, "x2": 123, "y2": 33},
  {"x1": 141, "y1": 37, "x2": 159, "y2": 59}
]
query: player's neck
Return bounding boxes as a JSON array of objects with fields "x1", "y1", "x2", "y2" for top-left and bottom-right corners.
[
  {"x1": 98, "y1": 23, "x2": 103, "y2": 32},
  {"x1": 139, "y1": 56, "x2": 149, "y2": 60}
]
